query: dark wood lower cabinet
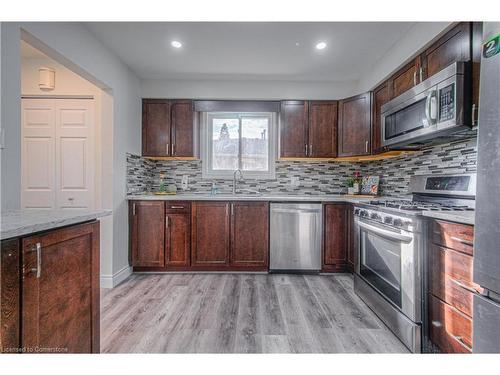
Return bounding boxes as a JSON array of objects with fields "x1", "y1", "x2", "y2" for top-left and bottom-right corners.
[
  {"x1": 230, "y1": 202, "x2": 269, "y2": 270},
  {"x1": 1, "y1": 221, "x2": 100, "y2": 353},
  {"x1": 322, "y1": 203, "x2": 349, "y2": 272},
  {"x1": 191, "y1": 202, "x2": 231, "y2": 268},
  {"x1": 165, "y1": 213, "x2": 191, "y2": 267}
]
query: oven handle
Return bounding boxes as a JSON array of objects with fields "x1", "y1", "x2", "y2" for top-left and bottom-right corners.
[{"x1": 357, "y1": 220, "x2": 413, "y2": 243}]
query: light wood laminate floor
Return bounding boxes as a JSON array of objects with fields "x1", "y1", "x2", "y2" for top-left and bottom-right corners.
[{"x1": 100, "y1": 273, "x2": 409, "y2": 353}]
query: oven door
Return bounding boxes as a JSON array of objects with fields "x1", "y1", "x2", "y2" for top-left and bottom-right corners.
[{"x1": 355, "y1": 217, "x2": 421, "y2": 322}]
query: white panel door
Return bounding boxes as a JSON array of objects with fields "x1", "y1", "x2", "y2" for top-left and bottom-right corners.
[
  {"x1": 21, "y1": 99, "x2": 56, "y2": 209},
  {"x1": 55, "y1": 99, "x2": 95, "y2": 209}
]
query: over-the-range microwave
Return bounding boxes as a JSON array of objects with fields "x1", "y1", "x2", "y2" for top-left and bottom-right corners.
[{"x1": 381, "y1": 62, "x2": 474, "y2": 149}]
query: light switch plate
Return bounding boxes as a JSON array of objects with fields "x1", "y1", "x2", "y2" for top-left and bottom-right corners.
[{"x1": 181, "y1": 175, "x2": 189, "y2": 190}]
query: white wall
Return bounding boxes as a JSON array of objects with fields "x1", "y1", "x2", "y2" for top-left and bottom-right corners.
[
  {"x1": 1, "y1": 22, "x2": 141, "y2": 287},
  {"x1": 142, "y1": 78, "x2": 358, "y2": 100}
]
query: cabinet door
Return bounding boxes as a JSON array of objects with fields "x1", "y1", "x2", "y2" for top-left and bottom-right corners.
[
  {"x1": 308, "y1": 101, "x2": 338, "y2": 158},
  {"x1": 371, "y1": 82, "x2": 391, "y2": 154},
  {"x1": 191, "y1": 202, "x2": 230, "y2": 267},
  {"x1": 130, "y1": 201, "x2": 165, "y2": 267},
  {"x1": 171, "y1": 100, "x2": 194, "y2": 157},
  {"x1": 389, "y1": 57, "x2": 421, "y2": 98},
  {"x1": 165, "y1": 213, "x2": 191, "y2": 267},
  {"x1": 1, "y1": 239, "x2": 20, "y2": 352},
  {"x1": 280, "y1": 100, "x2": 308, "y2": 157},
  {"x1": 142, "y1": 99, "x2": 171, "y2": 157},
  {"x1": 422, "y1": 23, "x2": 471, "y2": 79},
  {"x1": 230, "y1": 202, "x2": 269, "y2": 270},
  {"x1": 338, "y1": 93, "x2": 371, "y2": 157},
  {"x1": 323, "y1": 204, "x2": 348, "y2": 272},
  {"x1": 346, "y1": 205, "x2": 355, "y2": 271},
  {"x1": 22, "y1": 221, "x2": 100, "y2": 353}
]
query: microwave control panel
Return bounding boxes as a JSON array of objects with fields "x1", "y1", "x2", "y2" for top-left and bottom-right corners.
[{"x1": 439, "y1": 83, "x2": 455, "y2": 122}]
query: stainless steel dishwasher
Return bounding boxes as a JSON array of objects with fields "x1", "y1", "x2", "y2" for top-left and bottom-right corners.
[{"x1": 269, "y1": 203, "x2": 322, "y2": 272}]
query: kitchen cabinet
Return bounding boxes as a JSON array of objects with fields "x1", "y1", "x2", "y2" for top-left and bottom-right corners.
[
  {"x1": 230, "y1": 202, "x2": 269, "y2": 270},
  {"x1": 371, "y1": 82, "x2": 391, "y2": 154},
  {"x1": 389, "y1": 57, "x2": 422, "y2": 98},
  {"x1": 191, "y1": 202, "x2": 231, "y2": 268},
  {"x1": 142, "y1": 99, "x2": 194, "y2": 158},
  {"x1": 1, "y1": 239, "x2": 20, "y2": 352},
  {"x1": 280, "y1": 100, "x2": 309, "y2": 157},
  {"x1": 308, "y1": 101, "x2": 338, "y2": 158},
  {"x1": 19, "y1": 221, "x2": 100, "y2": 353},
  {"x1": 322, "y1": 203, "x2": 349, "y2": 272},
  {"x1": 165, "y1": 202, "x2": 191, "y2": 267},
  {"x1": 428, "y1": 219, "x2": 477, "y2": 353},
  {"x1": 338, "y1": 93, "x2": 371, "y2": 157},
  {"x1": 130, "y1": 200, "x2": 165, "y2": 268}
]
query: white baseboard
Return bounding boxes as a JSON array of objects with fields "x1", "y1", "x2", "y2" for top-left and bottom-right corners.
[{"x1": 100, "y1": 265, "x2": 132, "y2": 289}]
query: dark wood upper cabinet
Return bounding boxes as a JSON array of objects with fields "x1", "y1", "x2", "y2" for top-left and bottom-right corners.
[
  {"x1": 338, "y1": 93, "x2": 371, "y2": 157},
  {"x1": 371, "y1": 82, "x2": 391, "y2": 154},
  {"x1": 130, "y1": 200, "x2": 165, "y2": 268},
  {"x1": 165, "y1": 204, "x2": 191, "y2": 268},
  {"x1": 280, "y1": 100, "x2": 308, "y2": 157},
  {"x1": 389, "y1": 57, "x2": 421, "y2": 98},
  {"x1": 21, "y1": 221, "x2": 100, "y2": 353},
  {"x1": 323, "y1": 203, "x2": 348, "y2": 272},
  {"x1": 230, "y1": 202, "x2": 269, "y2": 270},
  {"x1": 142, "y1": 99, "x2": 171, "y2": 157},
  {"x1": 308, "y1": 101, "x2": 338, "y2": 158},
  {"x1": 422, "y1": 23, "x2": 471, "y2": 80},
  {"x1": 171, "y1": 100, "x2": 194, "y2": 157},
  {"x1": 142, "y1": 99, "x2": 194, "y2": 158},
  {"x1": 191, "y1": 202, "x2": 230, "y2": 267}
]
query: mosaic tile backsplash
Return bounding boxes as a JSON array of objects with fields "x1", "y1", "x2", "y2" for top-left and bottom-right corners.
[{"x1": 127, "y1": 138, "x2": 477, "y2": 197}]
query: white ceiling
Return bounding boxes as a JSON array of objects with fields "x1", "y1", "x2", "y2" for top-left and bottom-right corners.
[{"x1": 85, "y1": 22, "x2": 416, "y2": 82}]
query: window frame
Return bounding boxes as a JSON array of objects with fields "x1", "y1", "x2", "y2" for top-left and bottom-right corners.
[{"x1": 201, "y1": 111, "x2": 277, "y2": 180}]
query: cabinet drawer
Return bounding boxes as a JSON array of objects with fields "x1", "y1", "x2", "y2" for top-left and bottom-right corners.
[
  {"x1": 430, "y1": 271, "x2": 475, "y2": 317},
  {"x1": 165, "y1": 201, "x2": 191, "y2": 214},
  {"x1": 432, "y1": 220, "x2": 474, "y2": 255},
  {"x1": 429, "y1": 294, "x2": 472, "y2": 353},
  {"x1": 429, "y1": 244, "x2": 476, "y2": 286}
]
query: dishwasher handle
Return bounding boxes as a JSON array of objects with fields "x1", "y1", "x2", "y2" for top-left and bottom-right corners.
[{"x1": 271, "y1": 208, "x2": 322, "y2": 214}]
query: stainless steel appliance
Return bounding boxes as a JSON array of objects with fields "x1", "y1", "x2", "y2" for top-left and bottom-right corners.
[
  {"x1": 353, "y1": 174, "x2": 476, "y2": 353},
  {"x1": 473, "y1": 22, "x2": 500, "y2": 353},
  {"x1": 381, "y1": 62, "x2": 473, "y2": 149},
  {"x1": 270, "y1": 203, "x2": 322, "y2": 272}
]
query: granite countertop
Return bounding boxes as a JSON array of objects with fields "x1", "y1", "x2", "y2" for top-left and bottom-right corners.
[
  {"x1": 127, "y1": 192, "x2": 381, "y2": 204},
  {"x1": 421, "y1": 210, "x2": 475, "y2": 226},
  {"x1": 0, "y1": 209, "x2": 112, "y2": 240}
]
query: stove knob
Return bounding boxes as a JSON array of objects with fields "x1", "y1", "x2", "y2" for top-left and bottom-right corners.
[
  {"x1": 360, "y1": 210, "x2": 369, "y2": 218},
  {"x1": 354, "y1": 208, "x2": 360, "y2": 216},
  {"x1": 384, "y1": 216, "x2": 393, "y2": 225},
  {"x1": 393, "y1": 218, "x2": 403, "y2": 227},
  {"x1": 370, "y1": 212, "x2": 381, "y2": 220}
]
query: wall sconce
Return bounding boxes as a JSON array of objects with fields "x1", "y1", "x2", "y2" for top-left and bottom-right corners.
[{"x1": 38, "y1": 67, "x2": 55, "y2": 90}]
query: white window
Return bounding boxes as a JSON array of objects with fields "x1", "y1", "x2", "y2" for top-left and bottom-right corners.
[{"x1": 201, "y1": 112, "x2": 276, "y2": 179}]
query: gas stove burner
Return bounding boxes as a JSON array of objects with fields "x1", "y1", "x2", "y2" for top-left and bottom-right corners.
[{"x1": 367, "y1": 199, "x2": 475, "y2": 213}]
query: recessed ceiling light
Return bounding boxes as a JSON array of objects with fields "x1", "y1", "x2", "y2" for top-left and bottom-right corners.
[
  {"x1": 171, "y1": 40, "x2": 182, "y2": 48},
  {"x1": 315, "y1": 41, "x2": 327, "y2": 50}
]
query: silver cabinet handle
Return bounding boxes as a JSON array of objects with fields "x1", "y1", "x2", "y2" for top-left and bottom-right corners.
[
  {"x1": 230, "y1": 203, "x2": 234, "y2": 216},
  {"x1": 419, "y1": 67, "x2": 424, "y2": 83},
  {"x1": 169, "y1": 205, "x2": 185, "y2": 209},
  {"x1": 431, "y1": 320, "x2": 442, "y2": 327},
  {"x1": 413, "y1": 71, "x2": 417, "y2": 86},
  {"x1": 450, "y1": 236, "x2": 473, "y2": 247},
  {"x1": 309, "y1": 144, "x2": 313, "y2": 156},
  {"x1": 471, "y1": 104, "x2": 477, "y2": 126},
  {"x1": 305, "y1": 144, "x2": 308, "y2": 156},
  {"x1": 30, "y1": 242, "x2": 41, "y2": 278},
  {"x1": 166, "y1": 143, "x2": 169, "y2": 155},
  {"x1": 450, "y1": 277, "x2": 479, "y2": 294},
  {"x1": 132, "y1": 203, "x2": 136, "y2": 215},
  {"x1": 365, "y1": 140, "x2": 369, "y2": 153},
  {"x1": 165, "y1": 215, "x2": 169, "y2": 229}
]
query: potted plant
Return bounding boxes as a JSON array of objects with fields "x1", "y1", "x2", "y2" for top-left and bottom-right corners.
[{"x1": 346, "y1": 172, "x2": 362, "y2": 195}]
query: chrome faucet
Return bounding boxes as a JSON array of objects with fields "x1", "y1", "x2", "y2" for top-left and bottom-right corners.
[{"x1": 232, "y1": 169, "x2": 244, "y2": 195}]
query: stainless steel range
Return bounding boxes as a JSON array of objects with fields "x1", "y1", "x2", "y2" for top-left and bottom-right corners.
[{"x1": 353, "y1": 174, "x2": 476, "y2": 353}]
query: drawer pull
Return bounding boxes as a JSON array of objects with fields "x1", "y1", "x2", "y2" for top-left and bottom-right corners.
[
  {"x1": 450, "y1": 277, "x2": 479, "y2": 294},
  {"x1": 169, "y1": 205, "x2": 185, "y2": 209},
  {"x1": 450, "y1": 236, "x2": 473, "y2": 247},
  {"x1": 29, "y1": 242, "x2": 42, "y2": 278},
  {"x1": 432, "y1": 320, "x2": 442, "y2": 328}
]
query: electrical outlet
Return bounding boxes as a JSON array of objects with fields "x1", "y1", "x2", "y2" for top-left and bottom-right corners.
[
  {"x1": 181, "y1": 175, "x2": 189, "y2": 190},
  {"x1": 291, "y1": 176, "x2": 300, "y2": 187}
]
